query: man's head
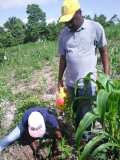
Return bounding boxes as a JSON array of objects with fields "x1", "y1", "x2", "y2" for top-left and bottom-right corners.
[
  {"x1": 59, "y1": 0, "x2": 83, "y2": 31},
  {"x1": 28, "y1": 112, "x2": 46, "y2": 138},
  {"x1": 65, "y1": 10, "x2": 83, "y2": 31}
]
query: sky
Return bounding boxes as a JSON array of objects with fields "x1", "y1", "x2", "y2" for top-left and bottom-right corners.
[{"x1": 0, "y1": 0, "x2": 120, "y2": 26}]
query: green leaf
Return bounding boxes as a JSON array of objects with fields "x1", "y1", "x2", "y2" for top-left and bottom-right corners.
[
  {"x1": 105, "y1": 91, "x2": 120, "y2": 137},
  {"x1": 96, "y1": 89, "x2": 110, "y2": 123},
  {"x1": 80, "y1": 134, "x2": 105, "y2": 160},
  {"x1": 75, "y1": 112, "x2": 98, "y2": 146},
  {"x1": 92, "y1": 142, "x2": 120, "y2": 156},
  {"x1": 97, "y1": 73, "x2": 109, "y2": 89},
  {"x1": 97, "y1": 73, "x2": 114, "y2": 92}
]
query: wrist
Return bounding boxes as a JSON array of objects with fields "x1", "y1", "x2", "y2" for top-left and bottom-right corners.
[
  {"x1": 58, "y1": 80, "x2": 64, "y2": 88},
  {"x1": 58, "y1": 79, "x2": 63, "y2": 82},
  {"x1": 56, "y1": 128, "x2": 60, "y2": 131}
]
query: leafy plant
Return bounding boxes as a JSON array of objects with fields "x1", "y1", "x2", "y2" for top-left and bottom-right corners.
[
  {"x1": 0, "y1": 49, "x2": 5, "y2": 63},
  {"x1": 58, "y1": 138, "x2": 72, "y2": 159},
  {"x1": 75, "y1": 73, "x2": 120, "y2": 159}
]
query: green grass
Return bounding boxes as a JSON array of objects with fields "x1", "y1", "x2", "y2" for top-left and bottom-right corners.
[
  {"x1": 0, "y1": 41, "x2": 57, "y2": 101},
  {"x1": 1, "y1": 41, "x2": 57, "y2": 80},
  {"x1": 0, "y1": 29, "x2": 120, "y2": 158},
  {"x1": 106, "y1": 23, "x2": 120, "y2": 40},
  {"x1": 108, "y1": 40, "x2": 120, "y2": 78},
  {"x1": 0, "y1": 36, "x2": 120, "y2": 136},
  {"x1": 0, "y1": 41, "x2": 58, "y2": 132}
]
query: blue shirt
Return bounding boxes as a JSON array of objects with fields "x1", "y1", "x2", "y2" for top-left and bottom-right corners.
[{"x1": 21, "y1": 107, "x2": 59, "y2": 129}]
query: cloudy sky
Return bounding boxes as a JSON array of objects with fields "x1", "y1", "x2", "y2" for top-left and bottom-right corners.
[{"x1": 0, "y1": 0, "x2": 120, "y2": 26}]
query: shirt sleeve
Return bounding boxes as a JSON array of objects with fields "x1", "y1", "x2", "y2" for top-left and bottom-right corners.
[
  {"x1": 21, "y1": 110, "x2": 29, "y2": 127},
  {"x1": 46, "y1": 111, "x2": 59, "y2": 129},
  {"x1": 95, "y1": 22, "x2": 107, "y2": 48},
  {"x1": 58, "y1": 30, "x2": 66, "y2": 56}
]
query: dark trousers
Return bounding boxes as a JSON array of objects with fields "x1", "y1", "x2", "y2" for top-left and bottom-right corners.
[{"x1": 67, "y1": 83, "x2": 96, "y2": 129}]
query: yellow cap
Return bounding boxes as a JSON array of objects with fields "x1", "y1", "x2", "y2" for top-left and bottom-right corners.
[{"x1": 59, "y1": 0, "x2": 80, "y2": 23}]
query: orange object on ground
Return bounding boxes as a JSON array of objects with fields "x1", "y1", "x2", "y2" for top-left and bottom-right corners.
[
  {"x1": 56, "y1": 87, "x2": 66, "y2": 110},
  {"x1": 56, "y1": 97, "x2": 64, "y2": 106}
]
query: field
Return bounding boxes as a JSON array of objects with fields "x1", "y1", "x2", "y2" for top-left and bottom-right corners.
[{"x1": 0, "y1": 39, "x2": 120, "y2": 159}]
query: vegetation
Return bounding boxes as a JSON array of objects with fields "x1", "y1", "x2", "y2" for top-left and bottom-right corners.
[
  {"x1": 0, "y1": 40, "x2": 57, "y2": 134},
  {"x1": 0, "y1": 4, "x2": 61, "y2": 48},
  {"x1": 0, "y1": 2, "x2": 120, "y2": 160},
  {"x1": 0, "y1": 3, "x2": 120, "y2": 48},
  {"x1": 26, "y1": 4, "x2": 46, "y2": 42},
  {"x1": 75, "y1": 73, "x2": 120, "y2": 160}
]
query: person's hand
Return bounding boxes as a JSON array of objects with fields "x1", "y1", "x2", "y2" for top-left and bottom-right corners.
[
  {"x1": 30, "y1": 140, "x2": 40, "y2": 153},
  {"x1": 58, "y1": 80, "x2": 64, "y2": 91},
  {"x1": 55, "y1": 129, "x2": 62, "y2": 140}
]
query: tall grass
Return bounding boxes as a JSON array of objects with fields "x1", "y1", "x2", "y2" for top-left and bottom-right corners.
[
  {"x1": 0, "y1": 41, "x2": 57, "y2": 80},
  {"x1": 75, "y1": 73, "x2": 120, "y2": 160},
  {"x1": 108, "y1": 40, "x2": 120, "y2": 78},
  {"x1": 106, "y1": 23, "x2": 120, "y2": 40},
  {"x1": 105, "y1": 24, "x2": 120, "y2": 78}
]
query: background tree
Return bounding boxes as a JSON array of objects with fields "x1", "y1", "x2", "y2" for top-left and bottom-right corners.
[
  {"x1": 46, "y1": 22, "x2": 61, "y2": 41},
  {"x1": 109, "y1": 14, "x2": 120, "y2": 25},
  {"x1": 0, "y1": 27, "x2": 15, "y2": 48},
  {"x1": 26, "y1": 4, "x2": 46, "y2": 42},
  {"x1": 84, "y1": 15, "x2": 92, "y2": 20},
  {"x1": 0, "y1": 27, "x2": 4, "y2": 33},
  {"x1": 0, "y1": 3, "x2": 120, "y2": 48},
  {"x1": 93, "y1": 14, "x2": 107, "y2": 27},
  {"x1": 0, "y1": 27, "x2": 4, "y2": 48},
  {"x1": 4, "y1": 17, "x2": 26, "y2": 45}
]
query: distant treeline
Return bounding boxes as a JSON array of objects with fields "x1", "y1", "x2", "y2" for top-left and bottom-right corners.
[{"x1": 0, "y1": 4, "x2": 120, "y2": 48}]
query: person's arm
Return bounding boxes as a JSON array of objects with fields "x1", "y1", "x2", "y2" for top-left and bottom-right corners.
[
  {"x1": 58, "y1": 28, "x2": 66, "y2": 89},
  {"x1": 46, "y1": 111, "x2": 62, "y2": 139},
  {"x1": 95, "y1": 22, "x2": 110, "y2": 75},
  {"x1": 58, "y1": 55, "x2": 66, "y2": 89},
  {"x1": 46, "y1": 111, "x2": 59, "y2": 129},
  {"x1": 0, "y1": 125, "x2": 22, "y2": 152},
  {"x1": 99, "y1": 46, "x2": 110, "y2": 75}
]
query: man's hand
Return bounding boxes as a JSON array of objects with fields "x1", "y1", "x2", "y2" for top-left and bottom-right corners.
[
  {"x1": 55, "y1": 129, "x2": 62, "y2": 140},
  {"x1": 30, "y1": 140, "x2": 40, "y2": 154},
  {"x1": 58, "y1": 55, "x2": 66, "y2": 90},
  {"x1": 58, "y1": 80, "x2": 64, "y2": 90}
]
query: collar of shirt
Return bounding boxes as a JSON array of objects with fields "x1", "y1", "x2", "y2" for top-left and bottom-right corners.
[
  {"x1": 77, "y1": 19, "x2": 87, "y2": 31},
  {"x1": 67, "y1": 19, "x2": 88, "y2": 32}
]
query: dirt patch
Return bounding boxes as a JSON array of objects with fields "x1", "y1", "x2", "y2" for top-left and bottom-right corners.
[
  {"x1": 0, "y1": 144, "x2": 34, "y2": 160},
  {"x1": 0, "y1": 60, "x2": 77, "y2": 160},
  {"x1": 0, "y1": 101, "x2": 16, "y2": 130},
  {"x1": 0, "y1": 120, "x2": 75, "y2": 160},
  {"x1": 7, "y1": 63, "x2": 57, "y2": 101}
]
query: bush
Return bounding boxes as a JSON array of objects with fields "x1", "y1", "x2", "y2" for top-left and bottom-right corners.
[{"x1": 0, "y1": 49, "x2": 5, "y2": 63}]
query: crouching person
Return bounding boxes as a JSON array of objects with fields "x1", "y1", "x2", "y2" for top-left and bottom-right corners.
[{"x1": 0, "y1": 106, "x2": 62, "y2": 157}]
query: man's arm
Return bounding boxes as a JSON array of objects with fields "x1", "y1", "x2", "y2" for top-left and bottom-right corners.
[
  {"x1": 58, "y1": 55, "x2": 66, "y2": 88},
  {"x1": 46, "y1": 111, "x2": 59, "y2": 129},
  {"x1": 46, "y1": 111, "x2": 62, "y2": 139},
  {"x1": 99, "y1": 46, "x2": 110, "y2": 75}
]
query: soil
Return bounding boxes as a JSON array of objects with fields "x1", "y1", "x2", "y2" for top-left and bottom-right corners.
[
  {"x1": 1, "y1": 62, "x2": 58, "y2": 132},
  {"x1": 0, "y1": 61, "x2": 76, "y2": 160},
  {"x1": 0, "y1": 120, "x2": 75, "y2": 160}
]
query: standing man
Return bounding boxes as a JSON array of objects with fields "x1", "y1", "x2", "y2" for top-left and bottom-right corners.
[{"x1": 58, "y1": 0, "x2": 110, "y2": 130}]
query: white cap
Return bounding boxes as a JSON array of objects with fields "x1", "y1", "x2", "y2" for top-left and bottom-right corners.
[{"x1": 28, "y1": 112, "x2": 46, "y2": 138}]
